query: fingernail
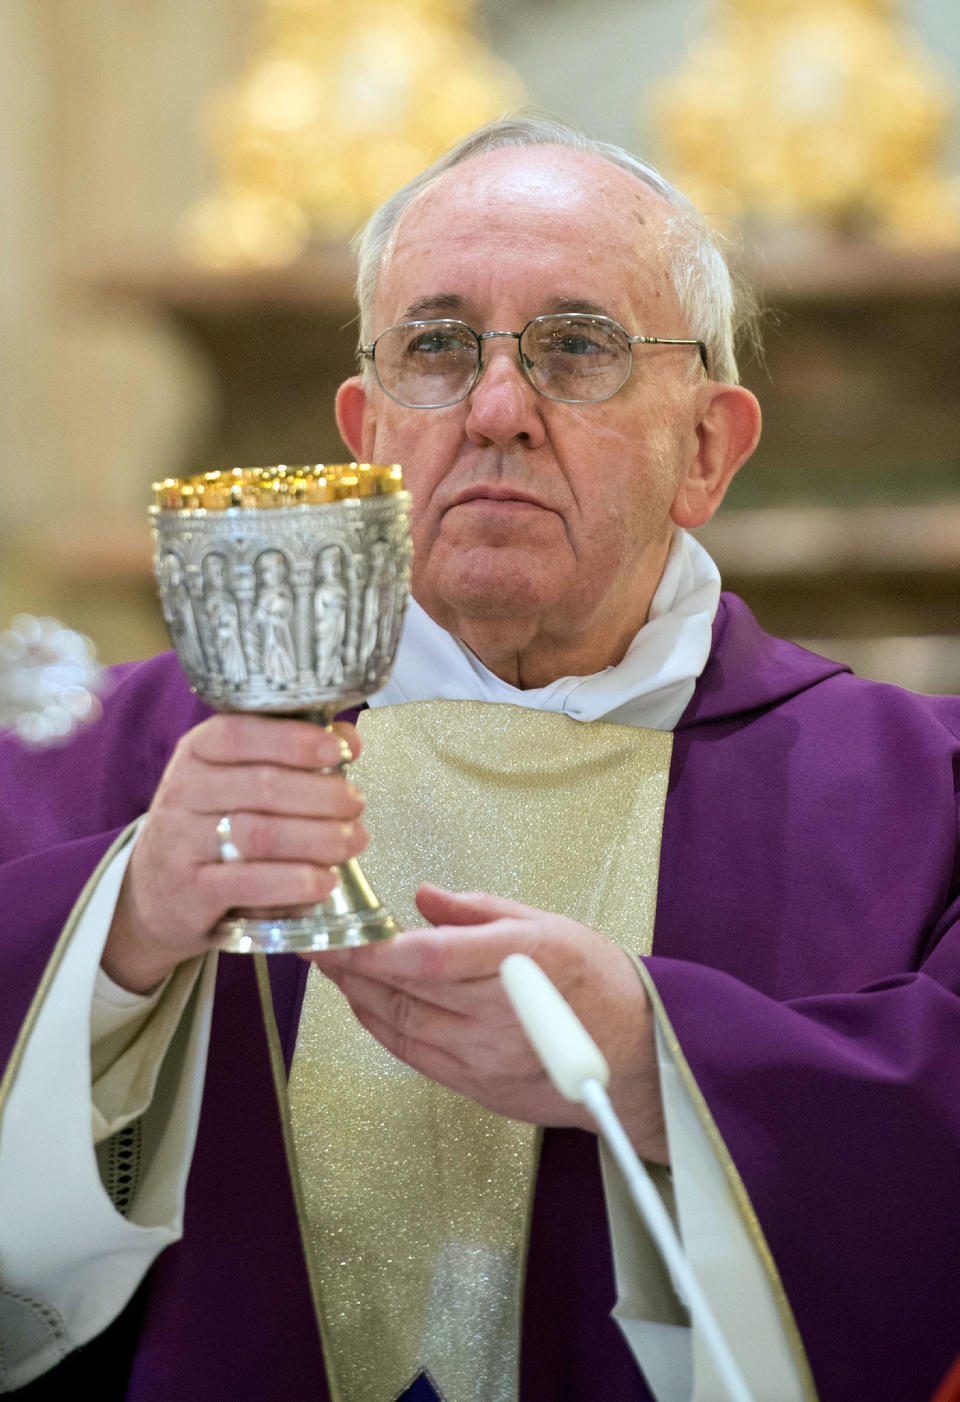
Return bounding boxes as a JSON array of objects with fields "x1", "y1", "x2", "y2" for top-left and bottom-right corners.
[
  {"x1": 318, "y1": 735, "x2": 351, "y2": 766},
  {"x1": 340, "y1": 821, "x2": 355, "y2": 840}
]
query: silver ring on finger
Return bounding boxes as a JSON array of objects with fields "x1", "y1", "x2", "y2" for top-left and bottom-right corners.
[{"x1": 215, "y1": 814, "x2": 243, "y2": 863}]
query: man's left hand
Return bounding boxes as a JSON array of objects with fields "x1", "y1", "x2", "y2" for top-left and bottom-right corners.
[{"x1": 309, "y1": 884, "x2": 668, "y2": 1163}]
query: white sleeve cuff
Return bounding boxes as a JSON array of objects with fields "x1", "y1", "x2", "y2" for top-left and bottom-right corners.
[
  {"x1": 599, "y1": 1009, "x2": 811, "y2": 1402},
  {"x1": 0, "y1": 828, "x2": 217, "y2": 1391},
  {"x1": 598, "y1": 1139, "x2": 693, "y2": 1401}
]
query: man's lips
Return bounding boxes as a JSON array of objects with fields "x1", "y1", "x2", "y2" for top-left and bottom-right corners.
[{"x1": 446, "y1": 486, "x2": 554, "y2": 512}]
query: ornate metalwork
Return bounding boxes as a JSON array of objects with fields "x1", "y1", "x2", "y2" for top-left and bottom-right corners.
[
  {"x1": 150, "y1": 465, "x2": 412, "y2": 952},
  {"x1": 150, "y1": 469, "x2": 411, "y2": 716}
]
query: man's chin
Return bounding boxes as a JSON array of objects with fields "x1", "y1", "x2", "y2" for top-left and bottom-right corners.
[
  {"x1": 416, "y1": 543, "x2": 567, "y2": 616},
  {"x1": 427, "y1": 565, "x2": 561, "y2": 624}
]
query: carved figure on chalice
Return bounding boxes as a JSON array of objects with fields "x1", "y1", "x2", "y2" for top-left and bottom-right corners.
[
  {"x1": 359, "y1": 538, "x2": 391, "y2": 685},
  {"x1": 202, "y1": 552, "x2": 248, "y2": 688},
  {"x1": 376, "y1": 546, "x2": 402, "y2": 667},
  {"x1": 150, "y1": 464, "x2": 411, "y2": 952},
  {"x1": 314, "y1": 545, "x2": 348, "y2": 687},
  {"x1": 254, "y1": 549, "x2": 297, "y2": 690},
  {"x1": 158, "y1": 552, "x2": 206, "y2": 679}
]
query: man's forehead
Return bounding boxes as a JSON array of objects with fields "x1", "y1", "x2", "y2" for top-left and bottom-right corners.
[
  {"x1": 399, "y1": 145, "x2": 666, "y2": 242},
  {"x1": 377, "y1": 144, "x2": 674, "y2": 314},
  {"x1": 437, "y1": 142, "x2": 641, "y2": 201}
]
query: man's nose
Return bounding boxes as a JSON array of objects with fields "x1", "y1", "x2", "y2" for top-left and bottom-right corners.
[{"x1": 463, "y1": 338, "x2": 547, "y2": 448}]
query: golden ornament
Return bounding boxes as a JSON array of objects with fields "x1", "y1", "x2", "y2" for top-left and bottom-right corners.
[{"x1": 650, "y1": 0, "x2": 960, "y2": 245}]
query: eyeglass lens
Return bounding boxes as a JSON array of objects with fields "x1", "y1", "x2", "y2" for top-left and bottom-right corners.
[{"x1": 371, "y1": 316, "x2": 633, "y2": 407}]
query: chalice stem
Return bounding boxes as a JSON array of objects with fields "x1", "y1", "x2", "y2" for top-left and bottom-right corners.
[{"x1": 215, "y1": 709, "x2": 398, "y2": 954}]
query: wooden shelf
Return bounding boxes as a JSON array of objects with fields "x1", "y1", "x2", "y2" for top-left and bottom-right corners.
[
  {"x1": 91, "y1": 247, "x2": 357, "y2": 314},
  {"x1": 742, "y1": 239, "x2": 960, "y2": 303},
  {"x1": 91, "y1": 250, "x2": 359, "y2": 472},
  {"x1": 698, "y1": 501, "x2": 960, "y2": 577}
]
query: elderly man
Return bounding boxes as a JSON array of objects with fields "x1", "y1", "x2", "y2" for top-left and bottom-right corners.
[{"x1": 2, "y1": 116, "x2": 960, "y2": 1402}]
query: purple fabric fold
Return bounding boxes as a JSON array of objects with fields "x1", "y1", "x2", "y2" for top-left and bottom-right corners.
[
  {"x1": 642, "y1": 961, "x2": 960, "y2": 1401},
  {"x1": 128, "y1": 954, "x2": 324, "y2": 1402}
]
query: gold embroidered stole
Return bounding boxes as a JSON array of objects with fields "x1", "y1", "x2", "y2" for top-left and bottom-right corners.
[{"x1": 287, "y1": 701, "x2": 673, "y2": 1402}]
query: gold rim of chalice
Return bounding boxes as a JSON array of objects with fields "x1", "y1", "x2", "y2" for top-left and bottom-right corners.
[{"x1": 151, "y1": 462, "x2": 405, "y2": 511}]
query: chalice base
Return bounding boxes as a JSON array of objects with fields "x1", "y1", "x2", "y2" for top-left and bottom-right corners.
[{"x1": 213, "y1": 857, "x2": 398, "y2": 953}]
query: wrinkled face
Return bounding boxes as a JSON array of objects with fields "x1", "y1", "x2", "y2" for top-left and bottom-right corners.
[
  {"x1": 257, "y1": 553, "x2": 283, "y2": 589},
  {"x1": 344, "y1": 146, "x2": 712, "y2": 665},
  {"x1": 320, "y1": 548, "x2": 343, "y2": 583},
  {"x1": 203, "y1": 554, "x2": 226, "y2": 590},
  {"x1": 163, "y1": 553, "x2": 183, "y2": 588}
]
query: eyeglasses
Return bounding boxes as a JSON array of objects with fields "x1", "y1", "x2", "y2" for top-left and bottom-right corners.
[{"x1": 359, "y1": 314, "x2": 709, "y2": 409}]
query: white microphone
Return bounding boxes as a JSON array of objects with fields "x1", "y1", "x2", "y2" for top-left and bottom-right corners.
[{"x1": 499, "y1": 952, "x2": 756, "y2": 1402}]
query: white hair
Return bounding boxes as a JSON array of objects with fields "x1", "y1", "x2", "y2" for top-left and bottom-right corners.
[{"x1": 353, "y1": 113, "x2": 757, "y2": 386}]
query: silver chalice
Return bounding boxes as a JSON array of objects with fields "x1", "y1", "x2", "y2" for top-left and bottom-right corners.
[{"x1": 150, "y1": 464, "x2": 411, "y2": 953}]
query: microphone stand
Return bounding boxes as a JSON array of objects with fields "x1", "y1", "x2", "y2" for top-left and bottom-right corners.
[{"x1": 500, "y1": 952, "x2": 756, "y2": 1402}]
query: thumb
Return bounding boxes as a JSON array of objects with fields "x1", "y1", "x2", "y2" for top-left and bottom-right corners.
[{"x1": 414, "y1": 884, "x2": 531, "y2": 928}]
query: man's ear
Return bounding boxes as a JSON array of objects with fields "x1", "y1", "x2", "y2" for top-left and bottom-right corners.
[
  {"x1": 335, "y1": 376, "x2": 372, "y2": 460},
  {"x1": 670, "y1": 383, "x2": 762, "y2": 530}
]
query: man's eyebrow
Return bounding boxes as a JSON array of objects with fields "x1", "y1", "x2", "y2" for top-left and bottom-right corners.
[
  {"x1": 542, "y1": 297, "x2": 615, "y2": 318},
  {"x1": 396, "y1": 294, "x2": 619, "y2": 324},
  {"x1": 400, "y1": 294, "x2": 467, "y2": 320}
]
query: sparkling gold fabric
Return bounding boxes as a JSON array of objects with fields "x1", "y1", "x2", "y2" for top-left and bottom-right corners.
[{"x1": 287, "y1": 700, "x2": 673, "y2": 1402}]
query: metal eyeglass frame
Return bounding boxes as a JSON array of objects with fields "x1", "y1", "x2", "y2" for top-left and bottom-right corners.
[{"x1": 358, "y1": 314, "x2": 710, "y2": 408}]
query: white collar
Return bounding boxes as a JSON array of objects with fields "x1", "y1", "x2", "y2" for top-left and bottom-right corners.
[{"x1": 368, "y1": 529, "x2": 719, "y2": 731}]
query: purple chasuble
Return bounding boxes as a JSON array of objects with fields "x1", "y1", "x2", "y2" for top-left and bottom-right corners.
[{"x1": 2, "y1": 594, "x2": 959, "y2": 1402}]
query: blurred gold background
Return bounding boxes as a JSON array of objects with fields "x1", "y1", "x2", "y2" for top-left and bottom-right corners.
[{"x1": 2, "y1": 0, "x2": 959, "y2": 690}]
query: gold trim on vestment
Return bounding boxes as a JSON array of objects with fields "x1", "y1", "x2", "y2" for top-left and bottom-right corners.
[
  {"x1": 629, "y1": 954, "x2": 820, "y2": 1402},
  {"x1": 0, "y1": 825, "x2": 136, "y2": 1133},
  {"x1": 252, "y1": 954, "x2": 344, "y2": 1401},
  {"x1": 287, "y1": 701, "x2": 673, "y2": 1402}
]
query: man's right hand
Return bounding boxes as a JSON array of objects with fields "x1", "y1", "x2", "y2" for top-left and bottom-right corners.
[{"x1": 102, "y1": 714, "x2": 367, "y2": 993}]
